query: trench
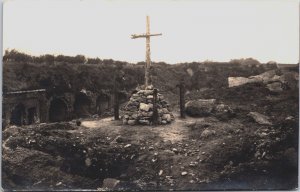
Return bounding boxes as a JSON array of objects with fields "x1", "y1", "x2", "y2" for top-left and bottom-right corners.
[{"x1": 58, "y1": 142, "x2": 138, "y2": 188}]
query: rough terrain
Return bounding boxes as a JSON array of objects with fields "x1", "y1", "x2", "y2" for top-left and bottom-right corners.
[{"x1": 2, "y1": 65, "x2": 298, "y2": 190}]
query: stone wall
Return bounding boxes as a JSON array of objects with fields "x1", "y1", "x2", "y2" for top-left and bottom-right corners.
[
  {"x1": 3, "y1": 89, "x2": 48, "y2": 127},
  {"x1": 121, "y1": 86, "x2": 174, "y2": 125}
]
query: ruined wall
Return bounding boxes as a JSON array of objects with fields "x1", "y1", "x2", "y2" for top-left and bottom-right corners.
[
  {"x1": 3, "y1": 89, "x2": 48, "y2": 127},
  {"x1": 2, "y1": 88, "x2": 129, "y2": 127}
]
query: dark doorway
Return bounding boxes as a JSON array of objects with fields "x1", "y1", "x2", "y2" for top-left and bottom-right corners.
[
  {"x1": 96, "y1": 94, "x2": 110, "y2": 115},
  {"x1": 74, "y1": 93, "x2": 92, "y2": 118},
  {"x1": 27, "y1": 107, "x2": 37, "y2": 125},
  {"x1": 49, "y1": 98, "x2": 68, "y2": 122},
  {"x1": 10, "y1": 103, "x2": 26, "y2": 126}
]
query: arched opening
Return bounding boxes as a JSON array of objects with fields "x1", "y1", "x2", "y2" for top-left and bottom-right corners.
[
  {"x1": 96, "y1": 94, "x2": 110, "y2": 115},
  {"x1": 74, "y1": 93, "x2": 92, "y2": 118},
  {"x1": 27, "y1": 107, "x2": 37, "y2": 125},
  {"x1": 49, "y1": 98, "x2": 68, "y2": 122},
  {"x1": 10, "y1": 103, "x2": 26, "y2": 126}
]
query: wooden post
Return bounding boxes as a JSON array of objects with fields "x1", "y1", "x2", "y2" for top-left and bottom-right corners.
[
  {"x1": 178, "y1": 79, "x2": 186, "y2": 118},
  {"x1": 152, "y1": 88, "x2": 158, "y2": 125},
  {"x1": 113, "y1": 73, "x2": 120, "y2": 120}
]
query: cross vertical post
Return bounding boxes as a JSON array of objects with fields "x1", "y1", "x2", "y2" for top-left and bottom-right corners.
[
  {"x1": 131, "y1": 16, "x2": 162, "y2": 88},
  {"x1": 145, "y1": 16, "x2": 151, "y2": 87}
]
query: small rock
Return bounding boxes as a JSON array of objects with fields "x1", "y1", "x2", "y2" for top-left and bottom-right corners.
[
  {"x1": 147, "y1": 95, "x2": 154, "y2": 99},
  {"x1": 248, "y1": 112, "x2": 272, "y2": 125},
  {"x1": 267, "y1": 82, "x2": 283, "y2": 92},
  {"x1": 162, "y1": 114, "x2": 172, "y2": 122},
  {"x1": 102, "y1": 178, "x2": 120, "y2": 189},
  {"x1": 85, "y1": 158, "x2": 92, "y2": 167},
  {"x1": 139, "y1": 103, "x2": 151, "y2": 112},
  {"x1": 115, "y1": 136, "x2": 124, "y2": 143},
  {"x1": 128, "y1": 120, "x2": 136, "y2": 125},
  {"x1": 148, "y1": 146, "x2": 154, "y2": 151},
  {"x1": 201, "y1": 129, "x2": 216, "y2": 138},
  {"x1": 181, "y1": 171, "x2": 188, "y2": 176},
  {"x1": 122, "y1": 118, "x2": 128, "y2": 125},
  {"x1": 285, "y1": 116, "x2": 294, "y2": 120},
  {"x1": 76, "y1": 120, "x2": 81, "y2": 126},
  {"x1": 124, "y1": 144, "x2": 131, "y2": 148},
  {"x1": 159, "y1": 170, "x2": 163, "y2": 176},
  {"x1": 139, "y1": 119, "x2": 150, "y2": 125},
  {"x1": 172, "y1": 148, "x2": 178, "y2": 153}
]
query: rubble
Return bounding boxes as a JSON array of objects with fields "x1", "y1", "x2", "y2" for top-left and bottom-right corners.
[{"x1": 121, "y1": 86, "x2": 174, "y2": 125}]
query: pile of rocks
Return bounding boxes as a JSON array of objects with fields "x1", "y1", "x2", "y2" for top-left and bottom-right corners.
[{"x1": 121, "y1": 86, "x2": 174, "y2": 125}]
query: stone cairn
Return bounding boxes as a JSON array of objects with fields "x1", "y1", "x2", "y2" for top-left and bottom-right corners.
[{"x1": 121, "y1": 85, "x2": 174, "y2": 125}]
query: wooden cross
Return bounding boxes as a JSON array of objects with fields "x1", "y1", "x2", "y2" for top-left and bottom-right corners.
[{"x1": 131, "y1": 16, "x2": 162, "y2": 88}]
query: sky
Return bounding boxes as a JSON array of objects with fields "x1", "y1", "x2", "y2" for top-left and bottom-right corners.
[{"x1": 3, "y1": 0, "x2": 299, "y2": 64}]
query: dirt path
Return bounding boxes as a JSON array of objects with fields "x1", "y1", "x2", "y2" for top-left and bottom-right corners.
[{"x1": 81, "y1": 114, "x2": 194, "y2": 143}]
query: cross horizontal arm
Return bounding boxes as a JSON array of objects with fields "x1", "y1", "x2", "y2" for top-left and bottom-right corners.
[{"x1": 131, "y1": 33, "x2": 162, "y2": 39}]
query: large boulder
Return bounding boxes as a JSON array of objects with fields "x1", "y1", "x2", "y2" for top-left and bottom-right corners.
[
  {"x1": 228, "y1": 77, "x2": 258, "y2": 87},
  {"x1": 185, "y1": 99, "x2": 216, "y2": 117},
  {"x1": 228, "y1": 70, "x2": 281, "y2": 88}
]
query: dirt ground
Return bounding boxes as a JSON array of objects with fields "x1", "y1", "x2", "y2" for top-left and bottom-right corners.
[
  {"x1": 2, "y1": 68, "x2": 299, "y2": 191},
  {"x1": 2, "y1": 108, "x2": 298, "y2": 190}
]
